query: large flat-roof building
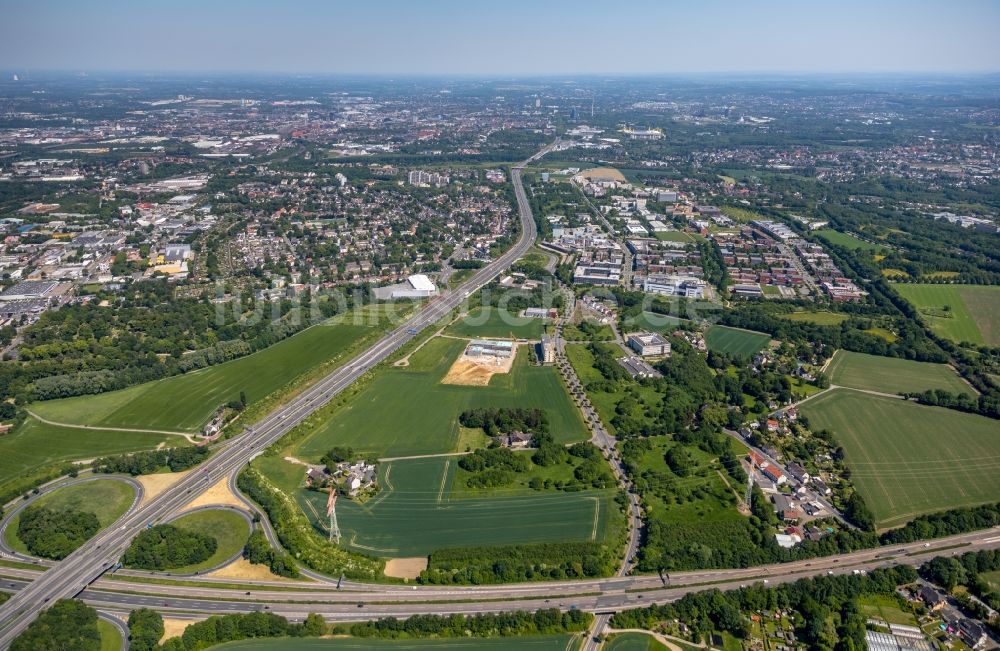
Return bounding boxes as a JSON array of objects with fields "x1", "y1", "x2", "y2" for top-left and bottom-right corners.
[
  {"x1": 627, "y1": 332, "x2": 671, "y2": 357},
  {"x1": 641, "y1": 275, "x2": 706, "y2": 298},
  {"x1": 573, "y1": 265, "x2": 621, "y2": 286},
  {"x1": 466, "y1": 339, "x2": 514, "y2": 358},
  {"x1": 0, "y1": 280, "x2": 58, "y2": 301},
  {"x1": 617, "y1": 355, "x2": 661, "y2": 379},
  {"x1": 387, "y1": 274, "x2": 439, "y2": 299},
  {"x1": 539, "y1": 335, "x2": 555, "y2": 363}
]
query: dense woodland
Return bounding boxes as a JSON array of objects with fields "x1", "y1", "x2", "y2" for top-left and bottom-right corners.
[
  {"x1": 16, "y1": 505, "x2": 99, "y2": 560},
  {"x1": 10, "y1": 599, "x2": 102, "y2": 651},
  {"x1": 242, "y1": 529, "x2": 299, "y2": 578},
  {"x1": 122, "y1": 524, "x2": 217, "y2": 570}
]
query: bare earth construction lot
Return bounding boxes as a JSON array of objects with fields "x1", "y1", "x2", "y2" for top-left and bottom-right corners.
[{"x1": 441, "y1": 339, "x2": 517, "y2": 386}]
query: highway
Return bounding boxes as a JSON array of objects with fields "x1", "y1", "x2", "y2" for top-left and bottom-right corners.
[
  {"x1": 0, "y1": 142, "x2": 555, "y2": 647},
  {"x1": 1, "y1": 528, "x2": 998, "y2": 624}
]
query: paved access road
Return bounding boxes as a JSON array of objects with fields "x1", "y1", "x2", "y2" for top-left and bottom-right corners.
[{"x1": 0, "y1": 142, "x2": 556, "y2": 647}]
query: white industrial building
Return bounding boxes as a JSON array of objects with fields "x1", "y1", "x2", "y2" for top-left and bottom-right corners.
[
  {"x1": 389, "y1": 274, "x2": 438, "y2": 299},
  {"x1": 641, "y1": 275, "x2": 705, "y2": 298},
  {"x1": 627, "y1": 332, "x2": 671, "y2": 357}
]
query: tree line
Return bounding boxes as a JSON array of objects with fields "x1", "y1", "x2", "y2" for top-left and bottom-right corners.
[
  {"x1": 422, "y1": 538, "x2": 623, "y2": 585},
  {"x1": 92, "y1": 446, "x2": 209, "y2": 475},
  {"x1": 458, "y1": 407, "x2": 549, "y2": 437}
]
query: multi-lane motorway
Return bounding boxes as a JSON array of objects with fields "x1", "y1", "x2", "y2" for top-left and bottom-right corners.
[{"x1": 1, "y1": 139, "x2": 999, "y2": 649}]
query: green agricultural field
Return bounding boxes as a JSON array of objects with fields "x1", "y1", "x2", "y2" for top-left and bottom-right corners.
[
  {"x1": 800, "y1": 390, "x2": 1000, "y2": 528},
  {"x1": 704, "y1": 326, "x2": 770, "y2": 357},
  {"x1": 296, "y1": 337, "x2": 587, "y2": 460},
  {"x1": 894, "y1": 284, "x2": 1000, "y2": 346},
  {"x1": 208, "y1": 635, "x2": 580, "y2": 650},
  {"x1": 32, "y1": 319, "x2": 379, "y2": 433},
  {"x1": 778, "y1": 310, "x2": 848, "y2": 326},
  {"x1": 815, "y1": 229, "x2": 881, "y2": 251},
  {"x1": 825, "y1": 350, "x2": 970, "y2": 395},
  {"x1": 0, "y1": 419, "x2": 179, "y2": 496},
  {"x1": 297, "y1": 456, "x2": 616, "y2": 558},
  {"x1": 604, "y1": 633, "x2": 670, "y2": 651},
  {"x1": 4, "y1": 478, "x2": 137, "y2": 554},
  {"x1": 168, "y1": 509, "x2": 251, "y2": 573},
  {"x1": 446, "y1": 307, "x2": 545, "y2": 340}
]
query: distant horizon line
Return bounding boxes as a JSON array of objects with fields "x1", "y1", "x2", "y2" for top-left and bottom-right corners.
[{"x1": 3, "y1": 69, "x2": 1000, "y2": 79}]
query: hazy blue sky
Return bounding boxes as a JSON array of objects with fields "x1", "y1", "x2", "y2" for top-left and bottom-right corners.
[{"x1": 3, "y1": 0, "x2": 999, "y2": 75}]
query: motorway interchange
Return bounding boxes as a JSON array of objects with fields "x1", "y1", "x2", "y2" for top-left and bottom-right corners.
[{"x1": 1, "y1": 142, "x2": 999, "y2": 648}]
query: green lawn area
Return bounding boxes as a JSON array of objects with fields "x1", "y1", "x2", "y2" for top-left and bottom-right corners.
[
  {"x1": 446, "y1": 268, "x2": 477, "y2": 287},
  {"x1": 168, "y1": 509, "x2": 251, "y2": 573},
  {"x1": 894, "y1": 284, "x2": 1000, "y2": 346},
  {"x1": 446, "y1": 307, "x2": 546, "y2": 340},
  {"x1": 800, "y1": 390, "x2": 1000, "y2": 528},
  {"x1": 0, "y1": 418, "x2": 179, "y2": 498},
  {"x1": 563, "y1": 320, "x2": 615, "y2": 342},
  {"x1": 982, "y1": 569, "x2": 1000, "y2": 591},
  {"x1": 32, "y1": 318, "x2": 380, "y2": 433},
  {"x1": 254, "y1": 455, "x2": 306, "y2": 495},
  {"x1": 97, "y1": 618, "x2": 123, "y2": 651},
  {"x1": 825, "y1": 350, "x2": 971, "y2": 395},
  {"x1": 4, "y1": 478, "x2": 138, "y2": 554},
  {"x1": 296, "y1": 456, "x2": 616, "y2": 558},
  {"x1": 704, "y1": 326, "x2": 770, "y2": 357},
  {"x1": 604, "y1": 632, "x2": 670, "y2": 651},
  {"x1": 778, "y1": 310, "x2": 849, "y2": 326},
  {"x1": 864, "y1": 327, "x2": 898, "y2": 343},
  {"x1": 295, "y1": 337, "x2": 587, "y2": 460},
  {"x1": 208, "y1": 635, "x2": 580, "y2": 650},
  {"x1": 857, "y1": 594, "x2": 919, "y2": 626},
  {"x1": 815, "y1": 229, "x2": 881, "y2": 251},
  {"x1": 633, "y1": 436, "x2": 742, "y2": 526},
  {"x1": 622, "y1": 311, "x2": 691, "y2": 333}
]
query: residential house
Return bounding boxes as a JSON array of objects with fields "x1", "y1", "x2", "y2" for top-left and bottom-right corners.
[
  {"x1": 918, "y1": 586, "x2": 945, "y2": 612},
  {"x1": 786, "y1": 462, "x2": 810, "y2": 484}
]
